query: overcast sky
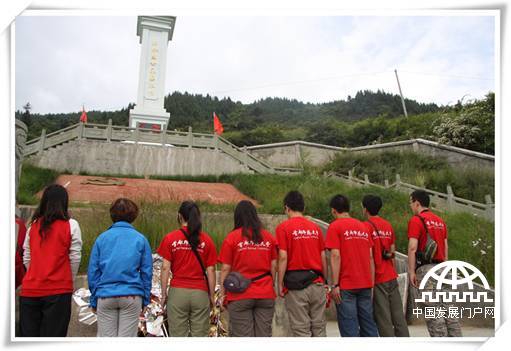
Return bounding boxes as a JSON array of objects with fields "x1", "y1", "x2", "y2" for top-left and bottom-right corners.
[{"x1": 15, "y1": 15, "x2": 495, "y2": 114}]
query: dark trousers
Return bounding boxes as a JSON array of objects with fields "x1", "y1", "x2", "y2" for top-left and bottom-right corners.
[
  {"x1": 19, "y1": 293, "x2": 72, "y2": 337},
  {"x1": 373, "y1": 279, "x2": 410, "y2": 337},
  {"x1": 227, "y1": 299, "x2": 275, "y2": 337},
  {"x1": 335, "y1": 288, "x2": 379, "y2": 337}
]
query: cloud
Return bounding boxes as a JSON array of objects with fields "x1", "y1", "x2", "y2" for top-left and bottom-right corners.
[{"x1": 15, "y1": 14, "x2": 495, "y2": 114}]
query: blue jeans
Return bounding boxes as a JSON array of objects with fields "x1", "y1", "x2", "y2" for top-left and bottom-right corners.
[{"x1": 335, "y1": 288, "x2": 379, "y2": 337}]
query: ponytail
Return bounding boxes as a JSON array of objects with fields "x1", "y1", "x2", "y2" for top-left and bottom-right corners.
[
  {"x1": 178, "y1": 201, "x2": 202, "y2": 250},
  {"x1": 234, "y1": 200, "x2": 262, "y2": 243}
]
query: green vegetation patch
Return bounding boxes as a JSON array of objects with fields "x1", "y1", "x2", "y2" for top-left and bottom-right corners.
[
  {"x1": 323, "y1": 151, "x2": 494, "y2": 203},
  {"x1": 17, "y1": 162, "x2": 60, "y2": 205}
]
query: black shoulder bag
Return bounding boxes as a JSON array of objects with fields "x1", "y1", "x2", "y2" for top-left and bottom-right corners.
[
  {"x1": 414, "y1": 215, "x2": 438, "y2": 268},
  {"x1": 180, "y1": 228, "x2": 211, "y2": 295}
]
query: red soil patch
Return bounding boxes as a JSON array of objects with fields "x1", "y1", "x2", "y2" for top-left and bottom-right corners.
[{"x1": 42, "y1": 175, "x2": 257, "y2": 205}]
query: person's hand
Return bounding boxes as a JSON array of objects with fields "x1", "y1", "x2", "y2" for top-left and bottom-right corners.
[
  {"x1": 409, "y1": 271, "x2": 418, "y2": 288},
  {"x1": 160, "y1": 294, "x2": 167, "y2": 307},
  {"x1": 330, "y1": 286, "x2": 341, "y2": 305},
  {"x1": 217, "y1": 294, "x2": 226, "y2": 311},
  {"x1": 210, "y1": 297, "x2": 216, "y2": 309},
  {"x1": 278, "y1": 284, "x2": 285, "y2": 298}
]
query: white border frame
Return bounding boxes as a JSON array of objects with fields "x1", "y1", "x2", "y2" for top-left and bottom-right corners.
[{"x1": 3, "y1": 3, "x2": 503, "y2": 350}]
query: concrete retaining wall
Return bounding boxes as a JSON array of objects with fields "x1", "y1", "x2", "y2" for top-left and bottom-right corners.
[
  {"x1": 247, "y1": 140, "x2": 495, "y2": 171},
  {"x1": 27, "y1": 139, "x2": 251, "y2": 176}
]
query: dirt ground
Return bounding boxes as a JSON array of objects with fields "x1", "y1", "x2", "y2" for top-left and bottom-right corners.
[{"x1": 41, "y1": 175, "x2": 257, "y2": 205}]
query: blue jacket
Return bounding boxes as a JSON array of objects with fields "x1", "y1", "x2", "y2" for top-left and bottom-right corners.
[{"x1": 87, "y1": 221, "x2": 153, "y2": 308}]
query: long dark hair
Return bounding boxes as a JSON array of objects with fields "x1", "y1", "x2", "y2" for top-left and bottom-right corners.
[
  {"x1": 234, "y1": 200, "x2": 262, "y2": 243},
  {"x1": 178, "y1": 201, "x2": 202, "y2": 250},
  {"x1": 31, "y1": 184, "x2": 70, "y2": 239}
]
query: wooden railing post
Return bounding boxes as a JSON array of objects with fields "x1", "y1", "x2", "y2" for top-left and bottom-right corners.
[
  {"x1": 364, "y1": 174, "x2": 370, "y2": 184},
  {"x1": 384, "y1": 179, "x2": 389, "y2": 188},
  {"x1": 187, "y1": 126, "x2": 193, "y2": 148},
  {"x1": 348, "y1": 170, "x2": 353, "y2": 180},
  {"x1": 38, "y1": 129, "x2": 46, "y2": 155},
  {"x1": 106, "y1": 119, "x2": 112, "y2": 142}
]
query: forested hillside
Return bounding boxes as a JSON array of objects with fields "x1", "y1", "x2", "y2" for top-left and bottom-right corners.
[{"x1": 16, "y1": 90, "x2": 494, "y2": 154}]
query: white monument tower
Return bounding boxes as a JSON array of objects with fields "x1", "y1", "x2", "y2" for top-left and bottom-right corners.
[{"x1": 129, "y1": 16, "x2": 176, "y2": 130}]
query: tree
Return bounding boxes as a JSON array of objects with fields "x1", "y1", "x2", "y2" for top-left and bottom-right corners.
[
  {"x1": 432, "y1": 93, "x2": 494, "y2": 154},
  {"x1": 21, "y1": 102, "x2": 32, "y2": 127}
]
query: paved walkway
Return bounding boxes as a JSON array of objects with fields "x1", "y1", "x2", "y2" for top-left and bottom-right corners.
[{"x1": 325, "y1": 321, "x2": 494, "y2": 337}]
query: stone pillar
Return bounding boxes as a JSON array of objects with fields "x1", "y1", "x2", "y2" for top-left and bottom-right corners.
[
  {"x1": 38, "y1": 128, "x2": 46, "y2": 154},
  {"x1": 161, "y1": 124, "x2": 168, "y2": 147},
  {"x1": 485, "y1": 195, "x2": 494, "y2": 220},
  {"x1": 242, "y1": 146, "x2": 248, "y2": 168},
  {"x1": 129, "y1": 16, "x2": 176, "y2": 130},
  {"x1": 187, "y1": 126, "x2": 193, "y2": 148},
  {"x1": 446, "y1": 185, "x2": 455, "y2": 210},
  {"x1": 213, "y1": 133, "x2": 219, "y2": 151},
  {"x1": 15, "y1": 120, "x2": 28, "y2": 197},
  {"x1": 106, "y1": 119, "x2": 112, "y2": 142},
  {"x1": 395, "y1": 173, "x2": 402, "y2": 190}
]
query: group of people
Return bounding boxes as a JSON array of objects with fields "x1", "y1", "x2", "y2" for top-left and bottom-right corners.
[{"x1": 16, "y1": 183, "x2": 461, "y2": 338}]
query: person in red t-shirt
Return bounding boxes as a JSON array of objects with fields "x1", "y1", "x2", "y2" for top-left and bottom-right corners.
[
  {"x1": 157, "y1": 201, "x2": 217, "y2": 337},
  {"x1": 407, "y1": 190, "x2": 461, "y2": 337},
  {"x1": 218, "y1": 200, "x2": 277, "y2": 337},
  {"x1": 325, "y1": 194, "x2": 378, "y2": 337},
  {"x1": 276, "y1": 191, "x2": 327, "y2": 337},
  {"x1": 362, "y1": 194, "x2": 409, "y2": 337}
]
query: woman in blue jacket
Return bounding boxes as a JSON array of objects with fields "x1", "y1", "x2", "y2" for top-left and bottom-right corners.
[{"x1": 88, "y1": 198, "x2": 153, "y2": 337}]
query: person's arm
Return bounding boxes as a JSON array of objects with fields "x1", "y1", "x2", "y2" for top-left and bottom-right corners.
[
  {"x1": 370, "y1": 247, "x2": 375, "y2": 286},
  {"x1": 277, "y1": 249, "x2": 288, "y2": 297},
  {"x1": 22, "y1": 226, "x2": 31, "y2": 269},
  {"x1": 206, "y1": 265, "x2": 216, "y2": 306},
  {"x1": 140, "y1": 239, "x2": 153, "y2": 308},
  {"x1": 69, "y1": 220, "x2": 83, "y2": 280},
  {"x1": 219, "y1": 263, "x2": 231, "y2": 308},
  {"x1": 160, "y1": 258, "x2": 171, "y2": 306},
  {"x1": 408, "y1": 238, "x2": 419, "y2": 287},
  {"x1": 270, "y1": 259, "x2": 277, "y2": 282},
  {"x1": 87, "y1": 240, "x2": 100, "y2": 311},
  {"x1": 445, "y1": 239, "x2": 448, "y2": 261},
  {"x1": 321, "y1": 250, "x2": 328, "y2": 284},
  {"x1": 329, "y1": 248, "x2": 341, "y2": 304}
]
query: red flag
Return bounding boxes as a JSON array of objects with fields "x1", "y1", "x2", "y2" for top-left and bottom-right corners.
[
  {"x1": 213, "y1": 112, "x2": 224, "y2": 135},
  {"x1": 79, "y1": 105, "x2": 88, "y2": 123}
]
